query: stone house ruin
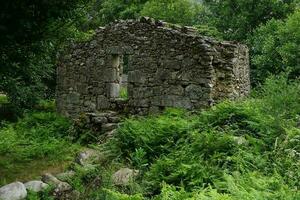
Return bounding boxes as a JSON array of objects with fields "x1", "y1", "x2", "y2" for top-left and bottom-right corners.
[{"x1": 56, "y1": 17, "x2": 250, "y2": 118}]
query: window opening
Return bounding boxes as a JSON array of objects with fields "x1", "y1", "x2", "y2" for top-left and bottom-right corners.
[{"x1": 120, "y1": 54, "x2": 129, "y2": 100}]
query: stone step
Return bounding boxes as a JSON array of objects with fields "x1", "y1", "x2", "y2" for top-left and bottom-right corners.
[
  {"x1": 96, "y1": 111, "x2": 118, "y2": 117},
  {"x1": 101, "y1": 123, "x2": 118, "y2": 132},
  {"x1": 107, "y1": 116, "x2": 121, "y2": 123},
  {"x1": 105, "y1": 129, "x2": 118, "y2": 138},
  {"x1": 93, "y1": 116, "x2": 108, "y2": 124}
]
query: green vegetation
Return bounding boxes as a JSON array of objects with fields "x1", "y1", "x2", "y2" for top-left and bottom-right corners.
[
  {"x1": 250, "y1": 10, "x2": 300, "y2": 84},
  {"x1": 141, "y1": 0, "x2": 205, "y2": 26},
  {"x1": 0, "y1": 108, "x2": 80, "y2": 184},
  {"x1": 202, "y1": 0, "x2": 298, "y2": 41},
  {"x1": 120, "y1": 87, "x2": 129, "y2": 100},
  {"x1": 0, "y1": 0, "x2": 299, "y2": 199},
  {"x1": 90, "y1": 75, "x2": 299, "y2": 199},
  {"x1": 0, "y1": 0, "x2": 92, "y2": 111},
  {"x1": 32, "y1": 74, "x2": 298, "y2": 199},
  {"x1": 94, "y1": 0, "x2": 148, "y2": 26},
  {"x1": 0, "y1": 95, "x2": 8, "y2": 105}
]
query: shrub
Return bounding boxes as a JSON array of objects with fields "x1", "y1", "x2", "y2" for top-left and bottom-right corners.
[
  {"x1": 250, "y1": 10, "x2": 300, "y2": 84},
  {"x1": 108, "y1": 108, "x2": 197, "y2": 163},
  {"x1": 95, "y1": 0, "x2": 148, "y2": 25},
  {"x1": 194, "y1": 24, "x2": 223, "y2": 40},
  {"x1": 154, "y1": 173, "x2": 300, "y2": 200},
  {"x1": 102, "y1": 189, "x2": 144, "y2": 200},
  {"x1": 141, "y1": 0, "x2": 205, "y2": 26},
  {"x1": 203, "y1": 0, "x2": 298, "y2": 41}
]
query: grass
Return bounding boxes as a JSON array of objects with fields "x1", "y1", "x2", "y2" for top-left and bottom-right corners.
[
  {"x1": 0, "y1": 106, "x2": 81, "y2": 185},
  {"x1": 0, "y1": 157, "x2": 69, "y2": 184}
]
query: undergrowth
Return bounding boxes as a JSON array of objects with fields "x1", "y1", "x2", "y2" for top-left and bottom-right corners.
[
  {"x1": 3, "y1": 75, "x2": 300, "y2": 200},
  {"x1": 88, "y1": 74, "x2": 300, "y2": 199},
  {"x1": 0, "y1": 102, "x2": 80, "y2": 184}
]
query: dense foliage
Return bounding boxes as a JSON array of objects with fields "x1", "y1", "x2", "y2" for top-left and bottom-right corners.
[
  {"x1": 95, "y1": 75, "x2": 300, "y2": 199},
  {"x1": 0, "y1": 0, "x2": 91, "y2": 110},
  {"x1": 94, "y1": 0, "x2": 149, "y2": 26},
  {"x1": 141, "y1": 0, "x2": 204, "y2": 25},
  {"x1": 202, "y1": 0, "x2": 298, "y2": 41},
  {"x1": 250, "y1": 10, "x2": 300, "y2": 83}
]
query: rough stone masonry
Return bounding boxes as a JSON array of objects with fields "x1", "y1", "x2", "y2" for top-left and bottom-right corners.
[{"x1": 56, "y1": 17, "x2": 250, "y2": 117}]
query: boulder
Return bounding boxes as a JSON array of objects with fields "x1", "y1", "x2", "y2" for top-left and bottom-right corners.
[
  {"x1": 233, "y1": 136, "x2": 248, "y2": 145},
  {"x1": 112, "y1": 168, "x2": 139, "y2": 186},
  {"x1": 0, "y1": 182, "x2": 27, "y2": 200},
  {"x1": 107, "y1": 116, "x2": 121, "y2": 123},
  {"x1": 42, "y1": 173, "x2": 72, "y2": 192},
  {"x1": 75, "y1": 149, "x2": 103, "y2": 166},
  {"x1": 42, "y1": 173, "x2": 75, "y2": 200},
  {"x1": 24, "y1": 180, "x2": 48, "y2": 192},
  {"x1": 56, "y1": 171, "x2": 76, "y2": 182}
]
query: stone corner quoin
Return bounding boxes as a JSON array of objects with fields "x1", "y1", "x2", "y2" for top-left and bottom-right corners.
[{"x1": 56, "y1": 17, "x2": 250, "y2": 117}]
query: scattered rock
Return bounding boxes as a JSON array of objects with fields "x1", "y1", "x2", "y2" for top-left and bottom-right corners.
[
  {"x1": 42, "y1": 173, "x2": 61, "y2": 185},
  {"x1": 93, "y1": 116, "x2": 108, "y2": 124},
  {"x1": 53, "y1": 189, "x2": 80, "y2": 200},
  {"x1": 105, "y1": 129, "x2": 117, "y2": 138},
  {"x1": 56, "y1": 171, "x2": 76, "y2": 182},
  {"x1": 55, "y1": 182, "x2": 72, "y2": 193},
  {"x1": 112, "y1": 168, "x2": 139, "y2": 186},
  {"x1": 107, "y1": 116, "x2": 121, "y2": 123},
  {"x1": 75, "y1": 148, "x2": 102, "y2": 166},
  {"x1": 24, "y1": 180, "x2": 48, "y2": 192},
  {"x1": 101, "y1": 123, "x2": 118, "y2": 132},
  {"x1": 42, "y1": 173, "x2": 72, "y2": 192},
  {"x1": 0, "y1": 182, "x2": 27, "y2": 200},
  {"x1": 106, "y1": 111, "x2": 118, "y2": 117},
  {"x1": 233, "y1": 136, "x2": 248, "y2": 145}
]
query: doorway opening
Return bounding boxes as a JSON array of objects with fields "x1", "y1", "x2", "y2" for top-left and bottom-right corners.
[{"x1": 109, "y1": 54, "x2": 129, "y2": 100}]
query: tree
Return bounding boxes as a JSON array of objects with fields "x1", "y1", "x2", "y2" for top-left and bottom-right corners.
[
  {"x1": 203, "y1": 0, "x2": 298, "y2": 41},
  {"x1": 94, "y1": 0, "x2": 149, "y2": 25},
  {"x1": 0, "y1": 0, "x2": 91, "y2": 110},
  {"x1": 141, "y1": 0, "x2": 205, "y2": 26},
  {"x1": 250, "y1": 10, "x2": 300, "y2": 84}
]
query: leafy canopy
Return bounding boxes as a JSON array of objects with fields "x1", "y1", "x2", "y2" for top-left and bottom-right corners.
[
  {"x1": 141, "y1": 0, "x2": 205, "y2": 26},
  {"x1": 0, "y1": 0, "x2": 91, "y2": 110},
  {"x1": 203, "y1": 0, "x2": 298, "y2": 41},
  {"x1": 250, "y1": 10, "x2": 300, "y2": 83}
]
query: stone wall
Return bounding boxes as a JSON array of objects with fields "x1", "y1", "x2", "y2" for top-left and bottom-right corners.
[{"x1": 56, "y1": 17, "x2": 250, "y2": 117}]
